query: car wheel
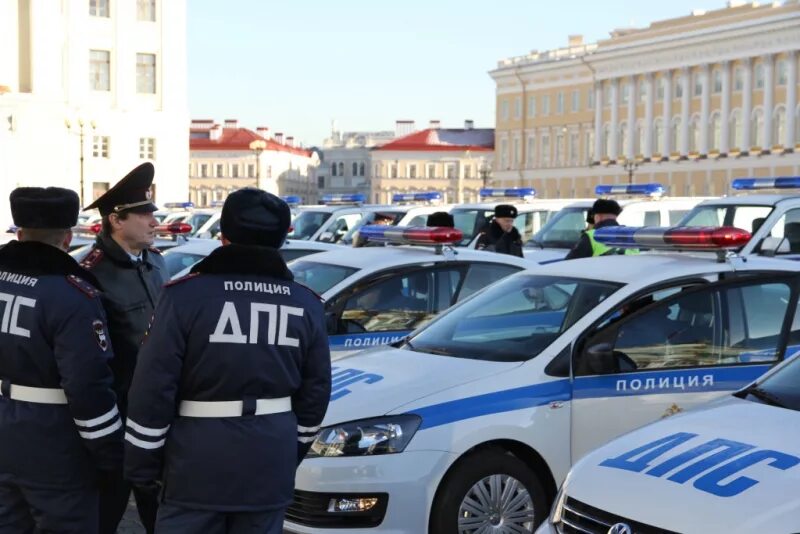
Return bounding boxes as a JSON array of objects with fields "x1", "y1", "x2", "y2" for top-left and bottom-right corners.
[{"x1": 430, "y1": 447, "x2": 548, "y2": 533}]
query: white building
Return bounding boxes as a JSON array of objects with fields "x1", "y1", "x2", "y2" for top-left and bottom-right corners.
[
  {"x1": 0, "y1": 0, "x2": 189, "y2": 225},
  {"x1": 189, "y1": 119, "x2": 320, "y2": 206}
]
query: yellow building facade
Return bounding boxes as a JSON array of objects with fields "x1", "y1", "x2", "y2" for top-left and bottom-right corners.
[{"x1": 491, "y1": 2, "x2": 800, "y2": 198}]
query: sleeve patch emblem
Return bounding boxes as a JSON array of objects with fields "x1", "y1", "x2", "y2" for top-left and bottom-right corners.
[{"x1": 93, "y1": 320, "x2": 109, "y2": 352}]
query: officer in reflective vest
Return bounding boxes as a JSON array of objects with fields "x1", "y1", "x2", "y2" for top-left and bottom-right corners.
[
  {"x1": 0, "y1": 187, "x2": 122, "y2": 533},
  {"x1": 125, "y1": 188, "x2": 332, "y2": 533},
  {"x1": 566, "y1": 199, "x2": 632, "y2": 259}
]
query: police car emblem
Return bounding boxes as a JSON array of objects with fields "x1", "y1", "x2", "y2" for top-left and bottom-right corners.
[
  {"x1": 608, "y1": 523, "x2": 633, "y2": 534},
  {"x1": 92, "y1": 320, "x2": 108, "y2": 351}
]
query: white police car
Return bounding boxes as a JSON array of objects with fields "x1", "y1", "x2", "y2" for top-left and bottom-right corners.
[
  {"x1": 540, "y1": 352, "x2": 800, "y2": 534},
  {"x1": 291, "y1": 225, "x2": 533, "y2": 356},
  {"x1": 524, "y1": 184, "x2": 710, "y2": 263},
  {"x1": 284, "y1": 227, "x2": 800, "y2": 533}
]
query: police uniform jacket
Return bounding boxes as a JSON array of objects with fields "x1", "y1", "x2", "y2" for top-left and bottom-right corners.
[
  {"x1": 124, "y1": 244, "x2": 331, "y2": 511},
  {"x1": 565, "y1": 219, "x2": 620, "y2": 260},
  {"x1": 476, "y1": 221, "x2": 524, "y2": 257},
  {"x1": 0, "y1": 241, "x2": 122, "y2": 488},
  {"x1": 81, "y1": 233, "x2": 167, "y2": 405}
]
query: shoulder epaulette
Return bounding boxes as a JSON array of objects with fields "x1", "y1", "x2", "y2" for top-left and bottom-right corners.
[
  {"x1": 66, "y1": 274, "x2": 101, "y2": 298},
  {"x1": 80, "y1": 248, "x2": 104, "y2": 270},
  {"x1": 164, "y1": 272, "x2": 200, "y2": 287},
  {"x1": 148, "y1": 246, "x2": 162, "y2": 255},
  {"x1": 295, "y1": 281, "x2": 324, "y2": 302}
]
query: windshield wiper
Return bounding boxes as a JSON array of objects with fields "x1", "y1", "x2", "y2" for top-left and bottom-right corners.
[
  {"x1": 527, "y1": 238, "x2": 544, "y2": 249},
  {"x1": 419, "y1": 346, "x2": 455, "y2": 356},
  {"x1": 738, "y1": 385, "x2": 788, "y2": 408}
]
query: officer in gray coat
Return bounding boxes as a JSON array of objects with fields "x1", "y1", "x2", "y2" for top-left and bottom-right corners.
[{"x1": 81, "y1": 162, "x2": 167, "y2": 534}]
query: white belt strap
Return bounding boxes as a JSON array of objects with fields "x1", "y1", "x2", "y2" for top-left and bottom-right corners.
[
  {"x1": 178, "y1": 397, "x2": 292, "y2": 418},
  {"x1": 0, "y1": 381, "x2": 68, "y2": 405}
]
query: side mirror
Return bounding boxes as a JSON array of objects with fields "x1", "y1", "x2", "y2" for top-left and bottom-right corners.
[
  {"x1": 760, "y1": 236, "x2": 790, "y2": 257},
  {"x1": 319, "y1": 231, "x2": 334, "y2": 243},
  {"x1": 584, "y1": 342, "x2": 616, "y2": 374}
]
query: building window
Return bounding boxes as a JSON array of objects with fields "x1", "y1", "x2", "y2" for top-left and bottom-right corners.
[
  {"x1": 526, "y1": 136, "x2": 536, "y2": 167},
  {"x1": 409, "y1": 164, "x2": 417, "y2": 179},
  {"x1": 231, "y1": 164, "x2": 240, "y2": 178},
  {"x1": 137, "y1": 0, "x2": 156, "y2": 21},
  {"x1": 619, "y1": 122, "x2": 628, "y2": 157},
  {"x1": 734, "y1": 67, "x2": 744, "y2": 91},
  {"x1": 90, "y1": 0, "x2": 109, "y2": 17},
  {"x1": 446, "y1": 164, "x2": 456, "y2": 179},
  {"x1": 89, "y1": 50, "x2": 110, "y2": 91},
  {"x1": 777, "y1": 60, "x2": 788, "y2": 86},
  {"x1": 390, "y1": 164, "x2": 398, "y2": 179},
  {"x1": 587, "y1": 89, "x2": 595, "y2": 110},
  {"x1": 605, "y1": 84, "x2": 613, "y2": 107},
  {"x1": 638, "y1": 80, "x2": 646, "y2": 103},
  {"x1": 674, "y1": 76, "x2": 684, "y2": 99},
  {"x1": 585, "y1": 130, "x2": 594, "y2": 163},
  {"x1": 542, "y1": 95, "x2": 551, "y2": 116},
  {"x1": 528, "y1": 95, "x2": 537, "y2": 118},
  {"x1": 556, "y1": 92, "x2": 564, "y2": 114},
  {"x1": 464, "y1": 165, "x2": 472, "y2": 179},
  {"x1": 247, "y1": 164, "x2": 255, "y2": 178},
  {"x1": 216, "y1": 164, "x2": 225, "y2": 177},
  {"x1": 500, "y1": 139, "x2": 508, "y2": 169},
  {"x1": 671, "y1": 117, "x2": 681, "y2": 153},
  {"x1": 754, "y1": 63, "x2": 765, "y2": 90},
  {"x1": 541, "y1": 135, "x2": 550, "y2": 167},
  {"x1": 656, "y1": 78, "x2": 665, "y2": 101},
  {"x1": 689, "y1": 116, "x2": 701, "y2": 152},
  {"x1": 331, "y1": 162, "x2": 337, "y2": 176},
  {"x1": 751, "y1": 109, "x2": 765, "y2": 147},
  {"x1": 571, "y1": 90, "x2": 580, "y2": 113},
  {"x1": 139, "y1": 137, "x2": 155, "y2": 159},
  {"x1": 693, "y1": 72, "x2": 703, "y2": 97},
  {"x1": 501, "y1": 100, "x2": 509, "y2": 121},
  {"x1": 554, "y1": 133, "x2": 563, "y2": 166},
  {"x1": 200, "y1": 164, "x2": 208, "y2": 178},
  {"x1": 712, "y1": 69, "x2": 722, "y2": 94},
  {"x1": 359, "y1": 162, "x2": 365, "y2": 176},
  {"x1": 513, "y1": 138, "x2": 520, "y2": 167},
  {"x1": 730, "y1": 110, "x2": 743, "y2": 149},
  {"x1": 427, "y1": 163, "x2": 436, "y2": 178},
  {"x1": 621, "y1": 83, "x2": 630, "y2": 104},
  {"x1": 775, "y1": 107, "x2": 787, "y2": 146},
  {"x1": 136, "y1": 53, "x2": 156, "y2": 94},
  {"x1": 337, "y1": 162, "x2": 344, "y2": 176},
  {"x1": 569, "y1": 132, "x2": 579, "y2": 165},
  {"x1": 635, "y1": 122, "x2": 645, "y2": 155},
  {"x1": 514, "y1": 97, "x2": 522, "y2": 119},
  {"x1": 710, "y1": 113, "x2": 722, "y2": 151},
  {"x1": 352, "y1": 162, "x2": 358, "y2": 176},
  {"x1": 92, "y1": 136, "x2": 109, "y2": 158},
  {"x1": 603, "y1": 124, "x2": 612, "y2": 158},
  {"x1": 654, "y1": 119, "x2": 665, "y2": 154}
]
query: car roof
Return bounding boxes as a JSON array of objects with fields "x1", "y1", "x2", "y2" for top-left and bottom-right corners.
[
  {"x1": 694, "y1": 194, "x2": 800, "y2": 206},
  {"x1": 166, "y1": 238, "x2": 340, "y2": 256},
  {"x1": 527, "y1": 253, "x2": 800, "y2": 285}
]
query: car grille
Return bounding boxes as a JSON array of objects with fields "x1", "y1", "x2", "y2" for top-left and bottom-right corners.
[
  {"x1": 558, "y1": 497, "x2": 680, "y2": 534},
  {"x1": 285, "y1": 489, "x2": 388, "y2": 529}
]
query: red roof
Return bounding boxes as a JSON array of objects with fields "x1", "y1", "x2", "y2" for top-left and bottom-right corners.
[
  {"x1": 189, "y1": 127, "x2": 310, "y2": 156},
  {"x1": 374, "y1": 128, "x2": 494, "y2": 152}
]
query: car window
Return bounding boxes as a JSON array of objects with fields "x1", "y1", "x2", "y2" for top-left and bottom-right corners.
[
  {"x1": 457, "y1": 263, "x2": 523, "y2": 301},
  {"x1": 287, "y1": 211, "x2": 332, "y2": 240},
  {"x1": 188, "y1": 213, "x2": 212, "y2": 231},
  {"x1": 337, "y1": 267, "x2": 464, "y2": 334},
  {"x1": 766, "y1": 208, "x2": 800, "y2": 253},
  {"x1": 406, "y1": 215, "x2": 428, "y2": 227},
  {"x1": 668, "y1": 210, "x2": 689, "y2": 226},
  {"x1": 280, "y1": 249, "x2": 321, "y2": 263},
  {"x1": 644, "y1": 210, "x2": 661, "y2": 226},
  {"x1": 576, "y1": 281, "x2": 792, "y2": 376},
  {"x1": 290, "y1": 260, "x2": 358, "y2": 295},
  {"x1": 452, "y1": 209, "x2": 494, "y2": 246},
  {"x1": 529, "y1": 207, "x2": 588, "y2": 248},
  {"x1": 161, "y1": 250, "x2": 206, "y2": 278},
  {"x1": 407, "y1": 275, "x2": 621, "y2": 362},
  {"x1": 319, "y1": 213, "x2": 364, "y2": 243},
  {"x1": 679, "y1": 205, "x2": 772, "y2": 233}
]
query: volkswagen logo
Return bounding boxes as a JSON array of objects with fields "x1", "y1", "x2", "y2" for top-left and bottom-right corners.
[{"x1": 608, "y1": 524, "x2": 633, "y2": 534}]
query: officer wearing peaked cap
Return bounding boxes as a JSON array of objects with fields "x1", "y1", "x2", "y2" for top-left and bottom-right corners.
[
  {"x1": 476, "y1": 204, "x2": 524, "y2": 257},
  {"x1": 565, "y1": 198, "x2": 631, "y2": 260},
  {"x1": 81, "y1": 162, "x2": 166, "y2": 534},
  {"x1": 125, "y1": 188, "x2": 331, "y2": 533},
  {"x1": 0, "y1": 187, "x2": 122, "y2": 533}
]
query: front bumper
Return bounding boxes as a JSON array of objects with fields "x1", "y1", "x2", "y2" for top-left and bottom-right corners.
[{"x1": 284, "y1": 449, "x2": 456, "y2": 533}]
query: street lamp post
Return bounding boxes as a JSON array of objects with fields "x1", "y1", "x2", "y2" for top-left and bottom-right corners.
[
  {"x1": 249, "y1": 139, "x2": 267, "y2": 190},
  {"x1": 65, "y1": 118, "x2": 96, "y2": 206},
  {"x1": 479, "y1": 159, "x2": 491, "y2": 189},
  {"x1": 623, "y1": 160, "x2": 638, "y2": 185}
]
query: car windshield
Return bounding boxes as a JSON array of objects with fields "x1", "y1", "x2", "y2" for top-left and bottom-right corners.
[
  {"x1": 677, "y1": 204, "x2": 773, "y2": 236},
  {"x1": 287, "y1": 211, "x2": 333, "y2": 240},
  {"x1": 290, "y1": 260, "x2": 359, "y2": 295},
  {"x1": 528, "y1": 207, "x2": 588, "y2": 249},
  {"x1": 161, "y1": 250, "x2": 207, "y2": 278},
  {"x1": 406, "y1": 274, "x2": 622, "y2": 362},
  {"x1": 744, "y1": 353, "x2": 800, "y2": 412},
  {"x1": 340, "y1": 211, "x2": 405, "y2": 245},
  {"x1": 451, "y1": 208, "x2": 494, "y2": 246}
]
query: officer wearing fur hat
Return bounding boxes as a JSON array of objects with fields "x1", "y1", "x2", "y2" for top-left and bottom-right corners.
[
  {"x1": 125, "y1": 188, "x2": 331, "y2": 533},
  {"x1": 426, "y1": 211, "x2": 455, "y2": 228},
  {"x1": 565, "y1": 198, "x2": 624, "y2": 259},
  {"x1": 0, "y1": 187, "x2": 121, "y2": 533},
  {"x1": 476, "y1": 204, "x2": 524, "y2": 257},
  {"x1": 80, "y1": 162, "x2": 166, "y2": 533}
]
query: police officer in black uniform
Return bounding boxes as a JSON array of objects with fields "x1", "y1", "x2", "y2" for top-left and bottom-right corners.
[
  {"x1": 125, "y1": 188, "x2": 331, "y2": 533},
  {"x1": 426, "y1": 211, "x2": 455, "y2": 228},
  {"x1": 81, "y1": 162, "x2": 167, "y2": 533},
  {"x1": 565, "y1": 198, "x2": 623, "y2": 260},
  {"x1": 0, "y1": 187, "x2": 122, "y2": 533},
  {"x1": 476, "y1": 204, "x2": 524, "y2": 257}
]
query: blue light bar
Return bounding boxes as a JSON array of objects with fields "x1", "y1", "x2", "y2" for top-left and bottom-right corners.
[
  {"x1": 321, "y1": 193, "x2": 365, "y2": 204},
  {"x1": 595, "y1": 183, "x2": 665, "y2": 196},
  {"x1": 164, "y1": 202, "x2": 194, "y2": 209},
  {"x1": 358, "y1": 225, "x2": 463, "y2": 245},
  {"x1": 479, "y1": 188, "x2": 536, "y2": 199},
  {"x1": 732, "y1": 177, "x2": 800, "y2": 191},
  {"x1": 392, "y1": 192, "x2": 442, "y2": 203},
  {"x1": 594, "y1": 225, "x2": 751, "y2": 250},
  {"x1": 281, "y1": 195, "x2": 303, "y2": 205}
]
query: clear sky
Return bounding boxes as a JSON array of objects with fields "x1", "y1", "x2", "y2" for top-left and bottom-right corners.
[{"x1": 187, "y1": 0, "x2": 728, "y2": 146}]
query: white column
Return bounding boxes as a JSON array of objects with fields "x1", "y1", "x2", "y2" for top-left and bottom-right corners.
[
  {"x1": 610, "y1": 79, "x2": 619, "y2": 160},
  {"x1": 662, "y1": 70, "x2": 673, "y2": 157},
  {"x1": 742, "y1": 58, "x2": 753, "y2": 152},
  {"x1": 720, "y1": 61, "x2": 731, "y2": 154},
  {"x1": 626, "y1": 76, "x2": 636, "y2": 159},
  {"x1": 699, "y1": 65, "x2": 711, "y2": 155},
  {"x1": 680, "y1": 67, "x2": 691, "y2": 155},
  {"x1": 762, "y1": 54, "x2": 774, "y2": 150},
  {"x1": 787, "y1": 51, "x2": 797, "y2": 149},
  {"x1": 594, "y1": 82, "x2": 603, "y2": 161},
  {"x1": 644, "y1": 73, "x2": 655, "y2": 159}
]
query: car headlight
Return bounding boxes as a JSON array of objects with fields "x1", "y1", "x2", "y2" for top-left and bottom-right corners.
[
  {"x1": 307, "y1": 415, "x2": 421, "y2": 458},
  {"x1": 549, "y1": 485, "x2": 567, "y2": 525}
]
